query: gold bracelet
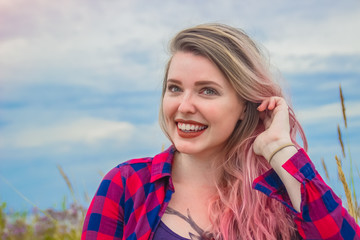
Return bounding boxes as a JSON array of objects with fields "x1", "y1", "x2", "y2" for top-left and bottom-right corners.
[{"x1": 268, "y1": 143, "x2": 295, "y2": 164}]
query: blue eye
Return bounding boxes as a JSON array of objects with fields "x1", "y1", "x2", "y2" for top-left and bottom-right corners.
[
  {"x1": 201, "y1": 88, "x2": 218, "y2": 95},
  {"x1": 167, "y1": 85, "x2": 181, "y2": 93}
]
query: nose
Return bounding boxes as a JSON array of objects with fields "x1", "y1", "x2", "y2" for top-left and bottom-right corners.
[{"x1": 178, "y1": 92, "x2": 196, "y2": 114}]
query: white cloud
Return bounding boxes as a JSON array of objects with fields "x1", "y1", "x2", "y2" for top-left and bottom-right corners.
[
  {"x1": 1, "y1": 0, "x2": 359, "y2": 91},
  {"x1": 0, "y1": 0, "x2": 171, "y2": 92},
  {"x1": 261, "y1": 7, "x2": 360, "y2": 73},
  {"x1": 296, "y1": 101, "x2": 360, "y2": 125},
  {"x1": 2, "y1": 118, "x2": 134, "y2": 148},
  {"x1": 314, "y1": 78, "x2": 357, "y2": 92},
  {"x1": 264, "y1": 10, "x2": 360, "y2": 56},
  {"x1": 269, "y1": 54, "x2": 360, "y2": 74}
]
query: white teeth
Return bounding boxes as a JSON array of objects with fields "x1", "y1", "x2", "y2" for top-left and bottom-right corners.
[{"x1": 178, "y1": 122, "x2": 207, "y2": 132}]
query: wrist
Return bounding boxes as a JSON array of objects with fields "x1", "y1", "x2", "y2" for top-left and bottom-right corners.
[
  {"x1": 262, "y1": 138, "x2": 293, "y2": 161},
  {"x1": 268, "y1": 143, "x2": 296, "y2": 164}
]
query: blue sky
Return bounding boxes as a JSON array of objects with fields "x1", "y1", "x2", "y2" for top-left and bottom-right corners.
[{"x1": 1, "y1": 0, "x2": 360, "y2": 212}]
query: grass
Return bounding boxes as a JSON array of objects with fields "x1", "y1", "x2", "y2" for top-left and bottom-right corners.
[
  {"x1": 333, "y1": 85, "x2": 359, "y2": 222},
  {"x1": 0, "y1": 168, "x2": 86, "y2": 240},
  {"x1": 0, "y1": 201, "x2": 85, "y2": 240},
  {"x1": 0, "y1": 85, "x2": 359, "y2": 239}
]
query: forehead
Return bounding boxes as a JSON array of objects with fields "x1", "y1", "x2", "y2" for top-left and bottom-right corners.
[{"x1": 167, "y1": 52, "x2": 226, "y2": 83}]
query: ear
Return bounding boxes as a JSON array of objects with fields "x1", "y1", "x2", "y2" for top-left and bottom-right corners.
[{"x1": 239, "y1": 102, "x2": 247, "y2": 120}]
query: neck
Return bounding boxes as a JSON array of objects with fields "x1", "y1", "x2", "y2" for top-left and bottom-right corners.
[{"x1": 172, "y1": 150, "x2": 223, "y2": 188}]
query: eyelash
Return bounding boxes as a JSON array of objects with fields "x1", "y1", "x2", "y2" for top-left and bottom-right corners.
[
  {"x1": 200, "y1": 87, "x2": 219, "y2": 96},
  {"x1": 166, "y1": 85, "x2": 219, "y2": 96},
  {"x1": 167, "y1": 85, "x2": 182, "y2": 93}
]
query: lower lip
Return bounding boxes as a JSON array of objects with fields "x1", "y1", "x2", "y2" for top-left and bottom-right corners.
[{"x1": 176, "y1": 125, "x2": 206, "y2": 138}]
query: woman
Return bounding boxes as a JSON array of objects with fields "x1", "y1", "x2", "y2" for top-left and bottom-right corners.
[{"x1": 82, "y1": 24, "x2": 360, "y2": 239}]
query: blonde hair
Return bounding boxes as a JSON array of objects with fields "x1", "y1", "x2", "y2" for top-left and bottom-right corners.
[{"x1": 159, "y1": 23, "x2": 307, "y2": 240}]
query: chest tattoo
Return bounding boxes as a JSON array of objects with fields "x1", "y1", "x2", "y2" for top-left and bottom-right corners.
[{"x1": 165, "y1": 207, "x2": 214, "y2": 240}]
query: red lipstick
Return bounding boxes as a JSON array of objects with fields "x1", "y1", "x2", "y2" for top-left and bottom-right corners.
[{"x1": 176, "y1": 120, "x2": 208, "y2": 138}]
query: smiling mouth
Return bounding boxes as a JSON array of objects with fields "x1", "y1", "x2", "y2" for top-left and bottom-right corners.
[
  {"x1": 177, "y1": 122, "x2": 208, "y2": 132},
  {"x1": 176, "y1": 122, "x2": 208, "y2": 138}
]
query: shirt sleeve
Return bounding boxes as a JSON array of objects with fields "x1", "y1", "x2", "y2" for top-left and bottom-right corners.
[
  {"x1": 82, "y1": 166, "x2": 125, "y2": 240},
  {"x1": 253, "y1": 148, "x2": 360, "y2": 240}
]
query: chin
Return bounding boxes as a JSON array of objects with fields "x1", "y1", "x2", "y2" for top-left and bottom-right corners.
[{"x1": 173, "y1": 141, "x2": 200, "y2": 154}]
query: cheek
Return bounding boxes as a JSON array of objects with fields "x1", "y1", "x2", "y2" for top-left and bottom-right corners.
[
  {"x1": 162, "y1": 98, "x2": 175, "y2": 120},
  {"x1": 208, "y1": 104, "x2": 243, "y2": 134},
  {"x1": 205, "y1": 101, "x2": 242, "y2": 122},
  {"x1": 161, "y1": 101, "x2": 173, "y2": 135}
]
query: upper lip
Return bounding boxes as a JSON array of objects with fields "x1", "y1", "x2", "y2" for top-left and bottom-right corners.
[{"x1": 175, "y1": 119, "x2": 207, "y2": 126}]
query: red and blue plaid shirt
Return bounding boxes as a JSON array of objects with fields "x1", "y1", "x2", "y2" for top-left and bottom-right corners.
[{"x1": 82, "y1": 146, "x2": 360, "y2": 239}]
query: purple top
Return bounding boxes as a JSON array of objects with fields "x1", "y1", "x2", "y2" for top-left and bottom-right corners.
[{"x1": 153, "y1": 221, "x2": 190, "y2": 240}]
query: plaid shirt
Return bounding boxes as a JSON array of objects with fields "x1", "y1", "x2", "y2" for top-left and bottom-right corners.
[{"x1": 82, "y1": 147, "x2": 360, "y2": 240}]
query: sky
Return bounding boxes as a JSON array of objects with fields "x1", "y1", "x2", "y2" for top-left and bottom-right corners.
[{"x1": 1, "y1": 0, "x2": 360, "y2": 212}]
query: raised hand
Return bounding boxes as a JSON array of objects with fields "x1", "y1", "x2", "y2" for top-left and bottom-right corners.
[{"x1": 253, "y1": 97, "x2": 293, "y2": 162}]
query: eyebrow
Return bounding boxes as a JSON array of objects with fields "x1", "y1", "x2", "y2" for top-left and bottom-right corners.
[{"x1": 167, "y1": 79, "x2": 224, "y2": 89}]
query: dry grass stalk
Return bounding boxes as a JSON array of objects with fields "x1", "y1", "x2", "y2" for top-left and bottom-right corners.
[
  {"x1": 98, "y1": 170, "x2": 105, "y2": 178},
  {"x1": 351, "y1": 166, "x2": 359, "y2": 223},
  {"x1": 321, "y1": 158, "x2": 330, "y2": 181},
  {"x1": 354, "y1": 193, "x2": 359, "y2": 223},
  {"x1": 57, "y1": 165, "x2": 76, "y2": 203},
  {"x1": 335, "y1": 155, "x2": 355, "y2": 218},
  {"x1": 337, "y1": 124, "x2": 346, "y2": 158},
  {"x1": 339, "y1": 85, "x2": 347, "y2": 128},
  {"x1": 84, "y1": 191, "x2": 91, "y2": 203},
  {"x1": 0, "y1": 174, "x2": 58, "y2": 224}
]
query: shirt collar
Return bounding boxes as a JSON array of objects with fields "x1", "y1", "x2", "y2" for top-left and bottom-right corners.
[{"x1": 150, "y1": 145, "x2": 176, "y2": 183}]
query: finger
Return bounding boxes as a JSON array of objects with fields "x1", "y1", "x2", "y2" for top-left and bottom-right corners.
[
  {"x1": 268, "y1": 97, "x2": 288, "y2": 111},
  {"x1": 274, "y1": 97, "x2": 289, "y2": 112},
  {"x1": 257, "y1": 97, "x2": 288, "y2": 112},
  {"x1": 257, "y1": 99, "x2": 270, "y2": 112},
  {"x1": 268, "y1": 97, "x2": 276, "y2": 110}
]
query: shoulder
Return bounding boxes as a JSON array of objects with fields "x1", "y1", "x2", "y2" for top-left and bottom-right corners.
[
  {"x1": 118, "y1": 156, "x2": 154, "y2": 175},
  {"x1": 104, "y1": 146, "x2": 176, "y2": 185},
  {"x1": 100, "y1": 157, "x2": 153, "y2": 188}
]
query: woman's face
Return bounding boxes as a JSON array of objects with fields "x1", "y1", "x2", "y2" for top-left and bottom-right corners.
[{"x1": 162, "y1": 51, "x2": 245, "y2": 157}]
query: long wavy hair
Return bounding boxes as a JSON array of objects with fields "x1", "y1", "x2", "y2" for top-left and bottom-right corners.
[{"x1": 159, "y1": 23, "x2": 307, "y2": 240}]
